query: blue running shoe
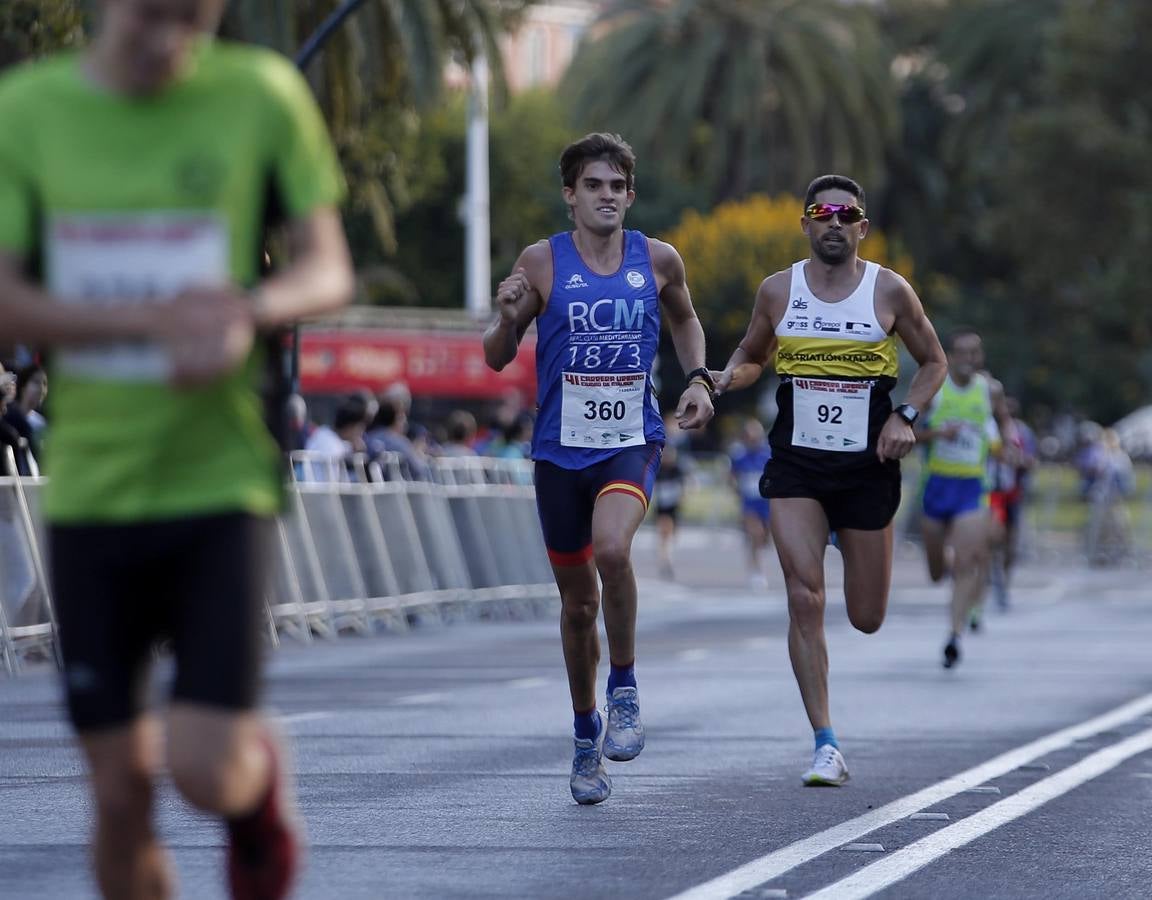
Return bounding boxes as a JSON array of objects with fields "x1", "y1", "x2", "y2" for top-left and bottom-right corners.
[
  {"x1": 604, "y1": 686, "x2": 645, "y2": 762},
  {"x1": 570, "y1": 712, "x2": 611, "y2": 805}
]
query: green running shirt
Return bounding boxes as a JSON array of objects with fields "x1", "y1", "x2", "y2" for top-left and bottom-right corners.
[
  {"x1": 0, "y1": 40, "x2": 345, "y2": 523},
  {"x1": 924, "y1": 373, "x2": 1001, "y2": 479}
]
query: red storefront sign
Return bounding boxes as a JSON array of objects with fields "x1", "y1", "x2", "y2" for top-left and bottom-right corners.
[{"x1": 299, "y1": 330, "x2": 537, "y2": 399}]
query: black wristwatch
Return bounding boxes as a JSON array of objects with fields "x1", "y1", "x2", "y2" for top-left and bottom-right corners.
[
  {"x1": 893, "y1": 403, "x2": 919, "y2": 426},
  {"x1": 686, "y1": 366, "x2": 716, "y2": 392}
]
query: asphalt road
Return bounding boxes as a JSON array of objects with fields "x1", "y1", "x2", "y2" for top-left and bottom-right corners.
[{"x1": 2, "y1": 526, "x2": 1151, "y2": 900}]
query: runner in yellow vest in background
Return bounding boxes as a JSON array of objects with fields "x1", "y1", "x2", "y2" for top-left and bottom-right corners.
[{"x1": 918, "y1": 329, "x2": 1002, "y2": 670}]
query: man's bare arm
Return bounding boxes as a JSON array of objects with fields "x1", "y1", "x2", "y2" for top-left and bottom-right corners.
[
  {"x1": 888, "y1": 274, "x2": 947, "y2": 412},
  {"x1": 251, "y1": 207, "x2": 355, "y2": 328},
  {"x1": 876, "y1": 271, "x2": 947, "y2": 461},
  {"x1": 651, "y1": 239, "x2": 712, "y2": 429},
  {"x1": 0, "y1": 250, "x2": 165, "y2": 344},
  {"x1": 483, "y1": 242, "x2": 548, "y2": 372},
  {"x1": 0, "y1": 207, "x2": 353, "y2": 346},
  {"x1": 715, "y1": 274, "x2": 782, "y2": 394},
  {"x1": 653, "y1": 241, "x2": 706, "y2": 374}
]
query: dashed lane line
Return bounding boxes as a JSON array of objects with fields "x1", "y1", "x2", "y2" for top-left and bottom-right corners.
[
  {"x1": 804, "y1": 726, "x2": 1152, "y2": 899},
  {"x1": 665, "y1": 690, "x2": 1152, "y2": 900}
]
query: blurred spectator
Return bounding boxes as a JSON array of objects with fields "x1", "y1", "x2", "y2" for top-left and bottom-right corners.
[
  {"x1": 301, "y1": 393, "x2": 370, "y2": 481},
  {"x1": 653, "y1": 414, "x2": 691, "y2": 580},
  {"x1": 2, "y1": 359, "x2": 46, "y2": 474},
  {"x1": 1085, "y1": 428, "x2": 1134, "y2": 566},
  {"x1": 286, "y1": 393, "x2": 314, "y2": 453},
  {"x1": 0, "y1": 361, "x2": 37, "y2": 476},
  {"x1": 382, "y1": 381, "x2": 412, "y2": 415},
  {"x1": 988, "y1": 397, "x2": 1038, "y2": 609},
  {"x1": 439, "y1": 410, "x2": 479, "y2": 457},
  {"x1": 365, "y1": 394, "x2": 432, "y2": 480},
  {"x1": 354, "y1": 387, "x2": 380, "y2": 426},
  {"x1": 475, "y1": 387, "x2": 528, "y2": 455},
  {"x1": 729, "y1": 417, "x2": 774, "y2": 588},
  {"x1": 491, "y1": 413, "x2": 534, "y2": 461},
  {"x1": 1074, "y1": 420, "x2": 1105, "y2": 499}
]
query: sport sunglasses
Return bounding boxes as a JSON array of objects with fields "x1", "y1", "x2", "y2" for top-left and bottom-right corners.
[{"x1": 804, "y1": 202, "x2": 866, "y2": 224}]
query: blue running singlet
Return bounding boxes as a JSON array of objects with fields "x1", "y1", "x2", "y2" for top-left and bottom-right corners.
[{"x1": 532, "y1": 230, "x2": 665, "y2": 468}]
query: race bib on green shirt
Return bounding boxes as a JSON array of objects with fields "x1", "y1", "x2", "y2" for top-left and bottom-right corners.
[{"x1": 48, "y1": 212, "x2": 228, "y2": 382}]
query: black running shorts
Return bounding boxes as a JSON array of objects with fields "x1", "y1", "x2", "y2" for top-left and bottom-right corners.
[
  {"x1": 760, "y1": 453, "x2": 902, "y2": 532},
  {"x1": 49, "y1": 512, "x2": 272, "y2": 732}
]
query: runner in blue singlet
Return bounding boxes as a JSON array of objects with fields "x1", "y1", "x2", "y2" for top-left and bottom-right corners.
[
  {"x1": 483, "y1": 133, "x2": 714, "y2": 805},
  {"x1": 729, "y1": 417, "x2": 774, "y2": 588}
]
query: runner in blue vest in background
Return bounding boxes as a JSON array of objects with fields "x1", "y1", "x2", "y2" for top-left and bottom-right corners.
[
  {"x1": 483, "y1": 133, "x2": 714, "y2": 805},
  {"x1": 729, "y1": 417, "x2": 775, "y2": 589}
]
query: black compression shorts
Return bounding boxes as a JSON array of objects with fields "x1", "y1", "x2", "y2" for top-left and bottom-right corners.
[
  {"x1": 760, "y1": 453, "x2": 902, "y2": 531},
  {"x1": 50, "y1": 512, "x2": 272, "y2": 732}
]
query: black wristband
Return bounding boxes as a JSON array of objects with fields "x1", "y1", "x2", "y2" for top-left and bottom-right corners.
[{"x1": 686, "y1": 366, "x2": 715, "y2": 391}]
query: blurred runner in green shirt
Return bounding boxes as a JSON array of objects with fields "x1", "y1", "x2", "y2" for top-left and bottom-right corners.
[{"x1": 0, "y1": 1, "x2": 354, "y2": 896}]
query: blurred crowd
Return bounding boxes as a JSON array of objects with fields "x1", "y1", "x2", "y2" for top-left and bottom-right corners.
[
  {"x1": 0, "y1": 360, "x2": 48, "y2": 477},
  {"x1": 289, "y1": 383, "x2": 535, "y2": 483},
  {"x1": 1, "y1": 362, "x2": 1141, "y2": 573}
]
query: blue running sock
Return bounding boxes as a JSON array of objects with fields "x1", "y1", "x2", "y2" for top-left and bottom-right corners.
[
  {"x1": 814, "y1": 727, "x2": 839, "y2": 751},
  {"x1": 607, "y1": 662, "x2": 636, "y2": 693},
  {"x1": 574, "y1": 709, "x2": 600, "y2": 741}
]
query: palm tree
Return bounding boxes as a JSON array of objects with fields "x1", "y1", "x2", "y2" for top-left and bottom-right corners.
[
  {"x1": 221, "y1": 0, "x2": 536, "y2": 252},
  {"x1": 935, "y1": 0, "x2": 1057, "y2": 174},
  {"x1": 566, "y1": 0, "x2": 899, "y2": 203}
]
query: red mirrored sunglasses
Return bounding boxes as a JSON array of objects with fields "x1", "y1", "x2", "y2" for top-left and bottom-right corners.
[{"x1": 804, "y1": 202, "x2": 865, "y2": 224}]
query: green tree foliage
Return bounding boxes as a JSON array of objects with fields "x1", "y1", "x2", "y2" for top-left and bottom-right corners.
[
  {"x1": 977, "y1": 0, "x2": 1152, "y2": 420},
  {"x1": 373, "y1": 87, "x2": 574, "y2": 308},
  {"x1": 567, "y1": 0, "x2": 898, "y2": 205},
  {"x1": 221, "y1": 0, "x2": 537, "y2": 254},
  {"x1": 0, "y1": 0, "x2": 84, "y2": 68}
]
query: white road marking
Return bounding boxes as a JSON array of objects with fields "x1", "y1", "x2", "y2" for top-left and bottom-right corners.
[
  {"x1": 393, "y1": 692, "x2": 445, "y2": 705},
  {"x1": 805, "y1": 727, "x2": 1152, "y2": 899},
  {"x1": 664, "y1": 691, "x2": 1152, "y2": 900},
  {"x1": 275, "y1": 712, "x2": 332, "y2": 725},
  {"x1": 506, "y1": 677, "x2": 550, "y2": 689}
]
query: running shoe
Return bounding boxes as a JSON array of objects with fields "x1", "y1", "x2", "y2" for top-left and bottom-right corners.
[
  {"x1": 604, "y1": 686, "x2": 645, "y2": 762},
  {"x1": 802, "y1": 745, "x2": 850, "y2": 786},
  {"x1": 570, "y1": 712, "x2": 611, "y2": 805},
  {"x1": 943, "y1": 636, "x2": 961, "y2": 669},
  {"x1": 227, "y1": 730, "x2": 301, "y2": 900}
]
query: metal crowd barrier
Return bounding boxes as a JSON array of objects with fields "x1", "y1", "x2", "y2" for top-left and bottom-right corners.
[
  {"x1": 0, "y1": 450, "x2": 60, "y2": 675},
  {"x1": 0, "y1": 450, "x2": 559, "y2": 675}
]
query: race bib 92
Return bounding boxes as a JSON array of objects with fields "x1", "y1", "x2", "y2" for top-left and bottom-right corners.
[
  {"x1": 47, "y1": 212, "x2": 229, "y2": 382},
  {"x1": 791, "y1": 378, "x2": 871, "y2": 452}
]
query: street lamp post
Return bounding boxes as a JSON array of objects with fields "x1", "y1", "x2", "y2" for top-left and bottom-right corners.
[{"x1": 464, "y1": 50, "x2": 492, "y2": 319}]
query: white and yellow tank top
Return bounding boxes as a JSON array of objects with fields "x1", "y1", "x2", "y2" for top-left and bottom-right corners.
[{"x1": 770, "y1": 261, "x2": 900, "y2": 469}]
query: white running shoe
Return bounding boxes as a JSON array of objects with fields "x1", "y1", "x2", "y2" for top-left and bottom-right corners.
[
  {"x1": 802, "y1": 744, "x2": 850, "y2": 786},
  {"x1": 603, "y1": 686, "x2": 645, "y2": 762},
  {"x1": 570, "y1": 713, "x2": 611, "y2": 805}
]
